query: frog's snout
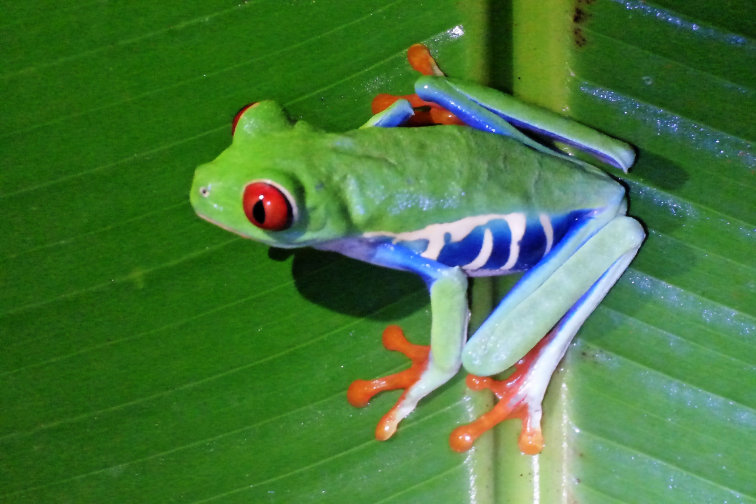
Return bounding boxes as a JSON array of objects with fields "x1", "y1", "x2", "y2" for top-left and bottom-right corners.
[{"x1": 189, "y1": 166, "x2": 212, "y2": 213}]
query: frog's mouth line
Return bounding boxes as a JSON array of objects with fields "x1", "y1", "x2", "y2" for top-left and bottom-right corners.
[{"x1": 194, "y1": 212, "x2": 239, "y2": 236}]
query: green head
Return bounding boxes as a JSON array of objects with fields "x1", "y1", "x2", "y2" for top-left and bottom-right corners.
[{"x1": 190, "y1": 101, "x2": 354, "y2": 248}]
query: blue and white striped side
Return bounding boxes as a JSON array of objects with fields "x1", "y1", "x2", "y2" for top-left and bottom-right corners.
[{"x1": 366, "y1": 210, "x2": 592, "y2": 276}]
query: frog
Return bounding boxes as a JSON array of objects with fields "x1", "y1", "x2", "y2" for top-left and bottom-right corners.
[{"x1": 190, "y1": 44, "x2": 645, "y2": 454}]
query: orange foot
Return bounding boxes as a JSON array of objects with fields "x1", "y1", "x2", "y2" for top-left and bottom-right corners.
[
  {"x1": 449, "y1": 331, "x2": 559, "y2": 454},
  {"x1": 371, "y1": 44, "x2": 464, "y2": 126},
  {"x1": 347, "y1": 325, "x2": 429, "y2": 440}
]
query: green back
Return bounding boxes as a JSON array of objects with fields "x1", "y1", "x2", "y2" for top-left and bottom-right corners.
[{"x1": 190, "y1": 101, "x2": 624, "y2": 248}]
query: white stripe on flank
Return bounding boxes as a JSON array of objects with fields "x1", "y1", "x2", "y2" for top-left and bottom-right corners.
[
  {"x1": 364, "y1": 212, "x2": 528, "y2": 270},
  {"x1": 540, "y1": 213, "x2": 554, "y2": 255},
  {"x1": 464, "y1": 228, "x2": 493, "y2": 270},
  {"x1": 500, "y1": 212, "x2": 526, "y2": 271}
]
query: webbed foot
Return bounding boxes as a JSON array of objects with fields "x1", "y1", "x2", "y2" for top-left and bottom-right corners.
[
  {"x1": 347, "y1": 325, "x2": 430, "y2": 440},
  {"x1": 450, "y1": 330, "x2": 560, "y2": 454}
]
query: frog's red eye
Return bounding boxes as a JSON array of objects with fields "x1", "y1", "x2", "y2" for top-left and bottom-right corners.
[
  {"x1": 231, "y1": 103, "x2": 258, "y2": 135},
  {"x1": 242, "y1": 182, "x2": 293, "y2": 231}
]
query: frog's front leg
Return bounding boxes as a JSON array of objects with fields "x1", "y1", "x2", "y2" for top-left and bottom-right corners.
[{"x1": 319, "y1": 240, "x2": 469, "y2": 440}]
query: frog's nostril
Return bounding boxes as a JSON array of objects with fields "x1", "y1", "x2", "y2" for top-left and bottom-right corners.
[{"x1": 199, "y1": 186, "x2": 210, "y2": 198}]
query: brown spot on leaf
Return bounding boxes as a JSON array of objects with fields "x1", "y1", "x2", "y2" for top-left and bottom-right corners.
[
  {"x1": 573, "y1": 7, "x2": 587, "y2": 23},
  {"x1": 573, "y1": 26, "x2": 587, "y2": 47}
]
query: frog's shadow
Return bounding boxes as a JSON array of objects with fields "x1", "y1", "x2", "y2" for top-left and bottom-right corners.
[{"x1": 270, "y1": 247, "x2": 426, "y2": 320}]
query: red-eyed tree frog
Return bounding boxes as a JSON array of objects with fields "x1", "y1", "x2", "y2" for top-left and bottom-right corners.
[{"x1": 190, "y1": 45, "x2": 645, "y2": 454}]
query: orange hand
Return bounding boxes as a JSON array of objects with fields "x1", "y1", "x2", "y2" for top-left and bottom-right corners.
[
  {"x1": 407, "y1": 43, "x2": 444, "y2": 76},
  {"x1": 347, "y1": 325, "x2": 430, "y2": 441}
]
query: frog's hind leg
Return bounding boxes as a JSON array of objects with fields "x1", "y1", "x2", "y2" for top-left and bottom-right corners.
[
  {"x1": 414, "y1": 76, "x2": 635, "y2": 172},
  {"x1": 453, "y1": 215, "x2": 645, "y2": 453}
]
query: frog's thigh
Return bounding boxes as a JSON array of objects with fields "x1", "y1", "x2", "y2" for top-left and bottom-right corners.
[{"x1": 462, "y1": 216, "x2": 644, "y2": 376}]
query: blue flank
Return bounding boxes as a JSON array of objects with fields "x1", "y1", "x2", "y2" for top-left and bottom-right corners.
[{"x1": 399, "y1": 210, "x2": 592, "y2": 273}]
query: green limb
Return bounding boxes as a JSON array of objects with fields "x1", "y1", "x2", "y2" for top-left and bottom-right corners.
[
  {"x1": 416, "y1": 76, "x2": 636, "y2": 172},
  {"x1": 463, "y1": 215, "x2": 645, "y2": 376}
]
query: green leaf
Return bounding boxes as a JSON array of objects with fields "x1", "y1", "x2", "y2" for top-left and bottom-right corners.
[{"x1": 1, "y1": 1, "x2": 753, "y2": 503}]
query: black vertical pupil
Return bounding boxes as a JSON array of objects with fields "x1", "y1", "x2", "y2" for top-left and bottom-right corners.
[{"x1": 253, "y1": 199, "x2": 266, "y2": 224}]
